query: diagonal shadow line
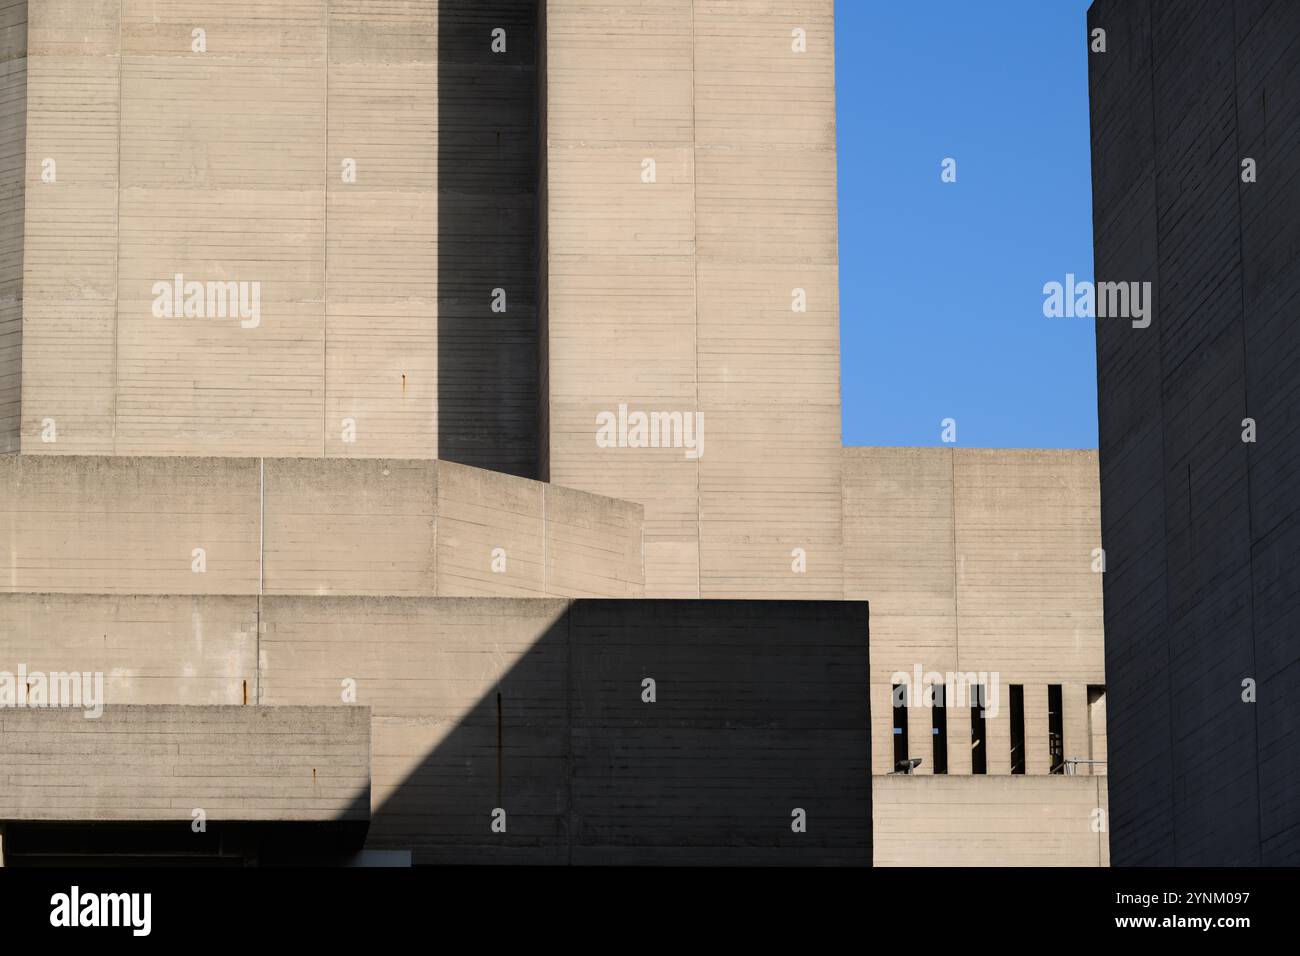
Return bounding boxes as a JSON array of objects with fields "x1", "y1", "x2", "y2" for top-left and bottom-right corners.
[{"x1": 368, "y1": 598, "x2": 872, "y2": 866}]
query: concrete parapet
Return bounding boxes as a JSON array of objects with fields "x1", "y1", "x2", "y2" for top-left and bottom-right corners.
[
  {"x1": 0, "y1": 455, "x2": 644, "y2": 597},
  {"x1": 0, "y1": 704, "x2": 370, "y2": 823}
]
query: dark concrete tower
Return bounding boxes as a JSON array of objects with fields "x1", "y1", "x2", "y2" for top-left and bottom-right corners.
[{"x1": 1088, "y1": 0, "x2": 1300, "y2": 865}]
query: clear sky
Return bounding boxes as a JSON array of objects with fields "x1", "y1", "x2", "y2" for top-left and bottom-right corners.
[{"x1": 836, "y1": 0, "x2": 1098, "y2": 448}]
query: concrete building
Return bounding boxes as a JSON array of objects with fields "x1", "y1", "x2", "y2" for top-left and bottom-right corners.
[
  {"x1": 847, "y1": 448, "x2": 1108, "y2": 866},
  {"x1": 1088, "y1": 0, "x2": 1299, "y2": 866},
  {"x1": 0, "y1": 0, "x2": 1106, "y2": 866}
]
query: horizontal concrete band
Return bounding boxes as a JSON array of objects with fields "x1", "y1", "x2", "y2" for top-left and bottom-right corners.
[
  {"x1": 0, "y1": 704, "x2": 371, "y2": 823},
  {"x1": 872, "y1": 775, "x2": 1109, "y2": 867},
  {"x1": 0, "y1": 455, "x2": 643, "y2": 598}
]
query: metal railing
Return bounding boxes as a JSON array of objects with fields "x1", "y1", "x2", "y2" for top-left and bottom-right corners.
[{"x1": 1063, "y1": 758, "x2": 1107, "y2": 775}]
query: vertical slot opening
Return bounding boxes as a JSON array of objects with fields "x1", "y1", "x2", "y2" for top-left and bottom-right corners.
[
  {"x1": 1048, "y1": 684, "x2": 1064, "y2": 773},
  {"x1": 892, "y1": 683, "x2": 909, "y2": 772},
  {"x1": 1010, "y1": 684, "x2": 1026, "y2": 774},
  {"x1": 1087, "y1": 685, "x2": 1107, "y2": 776},
  {"x1": 970, "y1": 683, "x2": 987, "y2": 774},
  {"x1": 931, "y1": 683, "x2": 947, "y2": 774}
]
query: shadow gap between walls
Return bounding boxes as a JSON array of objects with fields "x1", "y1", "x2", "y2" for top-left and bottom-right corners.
[{"x1": 436, "y1": 0, "x2": 540, "y2": 477}]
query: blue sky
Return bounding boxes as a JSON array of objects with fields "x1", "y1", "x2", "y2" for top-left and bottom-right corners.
[{"x1": 836, "y1": 0, "x2": 1098, "y2": 448}]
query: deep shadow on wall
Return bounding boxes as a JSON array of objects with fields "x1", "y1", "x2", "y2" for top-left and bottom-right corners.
[
  {"x1": 372, "y1": 600, "x2": 872, "y2": 865},
  {"x1": 437, "y1": 0, "x2": 540, "y2": 477}
]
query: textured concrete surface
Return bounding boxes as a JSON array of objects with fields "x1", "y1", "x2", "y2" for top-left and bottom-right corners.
[
  {"x1": 0, "y1": 0, "x2": 1119, "y2": 869},
  {"x1": 264, "y1": 457, "x2": 439, "y2": 596},
  {"x1": 544, "y1": 0, "x2": 842, "y2": 599},
  {"x1": 564, "y1": 599, "x2": 868, "y2": 865},
  {"x1": 261, "y1": 595, "x2": 570, "y2": 861},
  {"x1": 872, "y1": 775, "x2": 1108, "y2": 866},
  {"x1": 18, "y1": 0, "x2": 539, "y2": 472},
  {"x1": 260, "y1": 595, "x2": 871, "y2": 865},
  {"x1": 435, "y1": 0, "x2": 539, "y2": 475},
  {"x1": 0, "y1": 0, "x2": 23, "y2": 453},
  {"x1": 0, "y1": 593, "x2": 867, "y2": 863},
  {"x1": 0, "y1": 592, "x2": 871, "y2": 864},
  {"x1": 1089, "y1": 0, "x2": 1300, "y2": 866},
  {"x1": 0, "y1": 455, "x2": 262, "y2": 594},
  {"x1": 0, "y1": 705, "x2": 370, "y2": 822},
  {"x1": 843, "y1": 448, "x2": 1105, "y2": 780},
  {"x1": 0, "y1": 455, "x2": 643, "y2": 597},
  {"x1": 0, "y1": 593, "x2": 258, "y2": 705}
]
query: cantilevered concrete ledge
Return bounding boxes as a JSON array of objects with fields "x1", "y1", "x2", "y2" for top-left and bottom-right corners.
[
  {"x1": 0, "y1": 456, "x2": 643, "y2": 598},
  {"x1": 0, "y1": 705, "x2": 370, "y2": 823}
]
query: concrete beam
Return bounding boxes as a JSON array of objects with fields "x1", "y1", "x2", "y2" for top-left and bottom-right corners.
[
  {"x1": 0, "y1": 455, "x2": 644, "y2": 597},
  {"x1": 872, "y1": 775, "x2": 1107, "y2": 866},
  {"x1": 0, "y1": 705, "x2": 371, "y2": 823}
]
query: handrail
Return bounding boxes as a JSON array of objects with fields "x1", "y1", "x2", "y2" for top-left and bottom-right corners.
[{"x1": 1063, "y1": 758, "x2": 1107, "y2": 775}]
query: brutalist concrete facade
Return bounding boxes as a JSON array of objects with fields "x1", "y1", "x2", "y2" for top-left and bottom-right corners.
[
  {"x1": 1088, "y1": 0, "x2": 1300, "y2": 865},
  {"x1": 0, "y1": 596, "x2": 870, "y2": 865},
  {"x1": 0, "y1": 0, "x2": 1111, "y2": 866},
  {"x1": 0, "y1": 0, "x2": 21, "y2": 453}
]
